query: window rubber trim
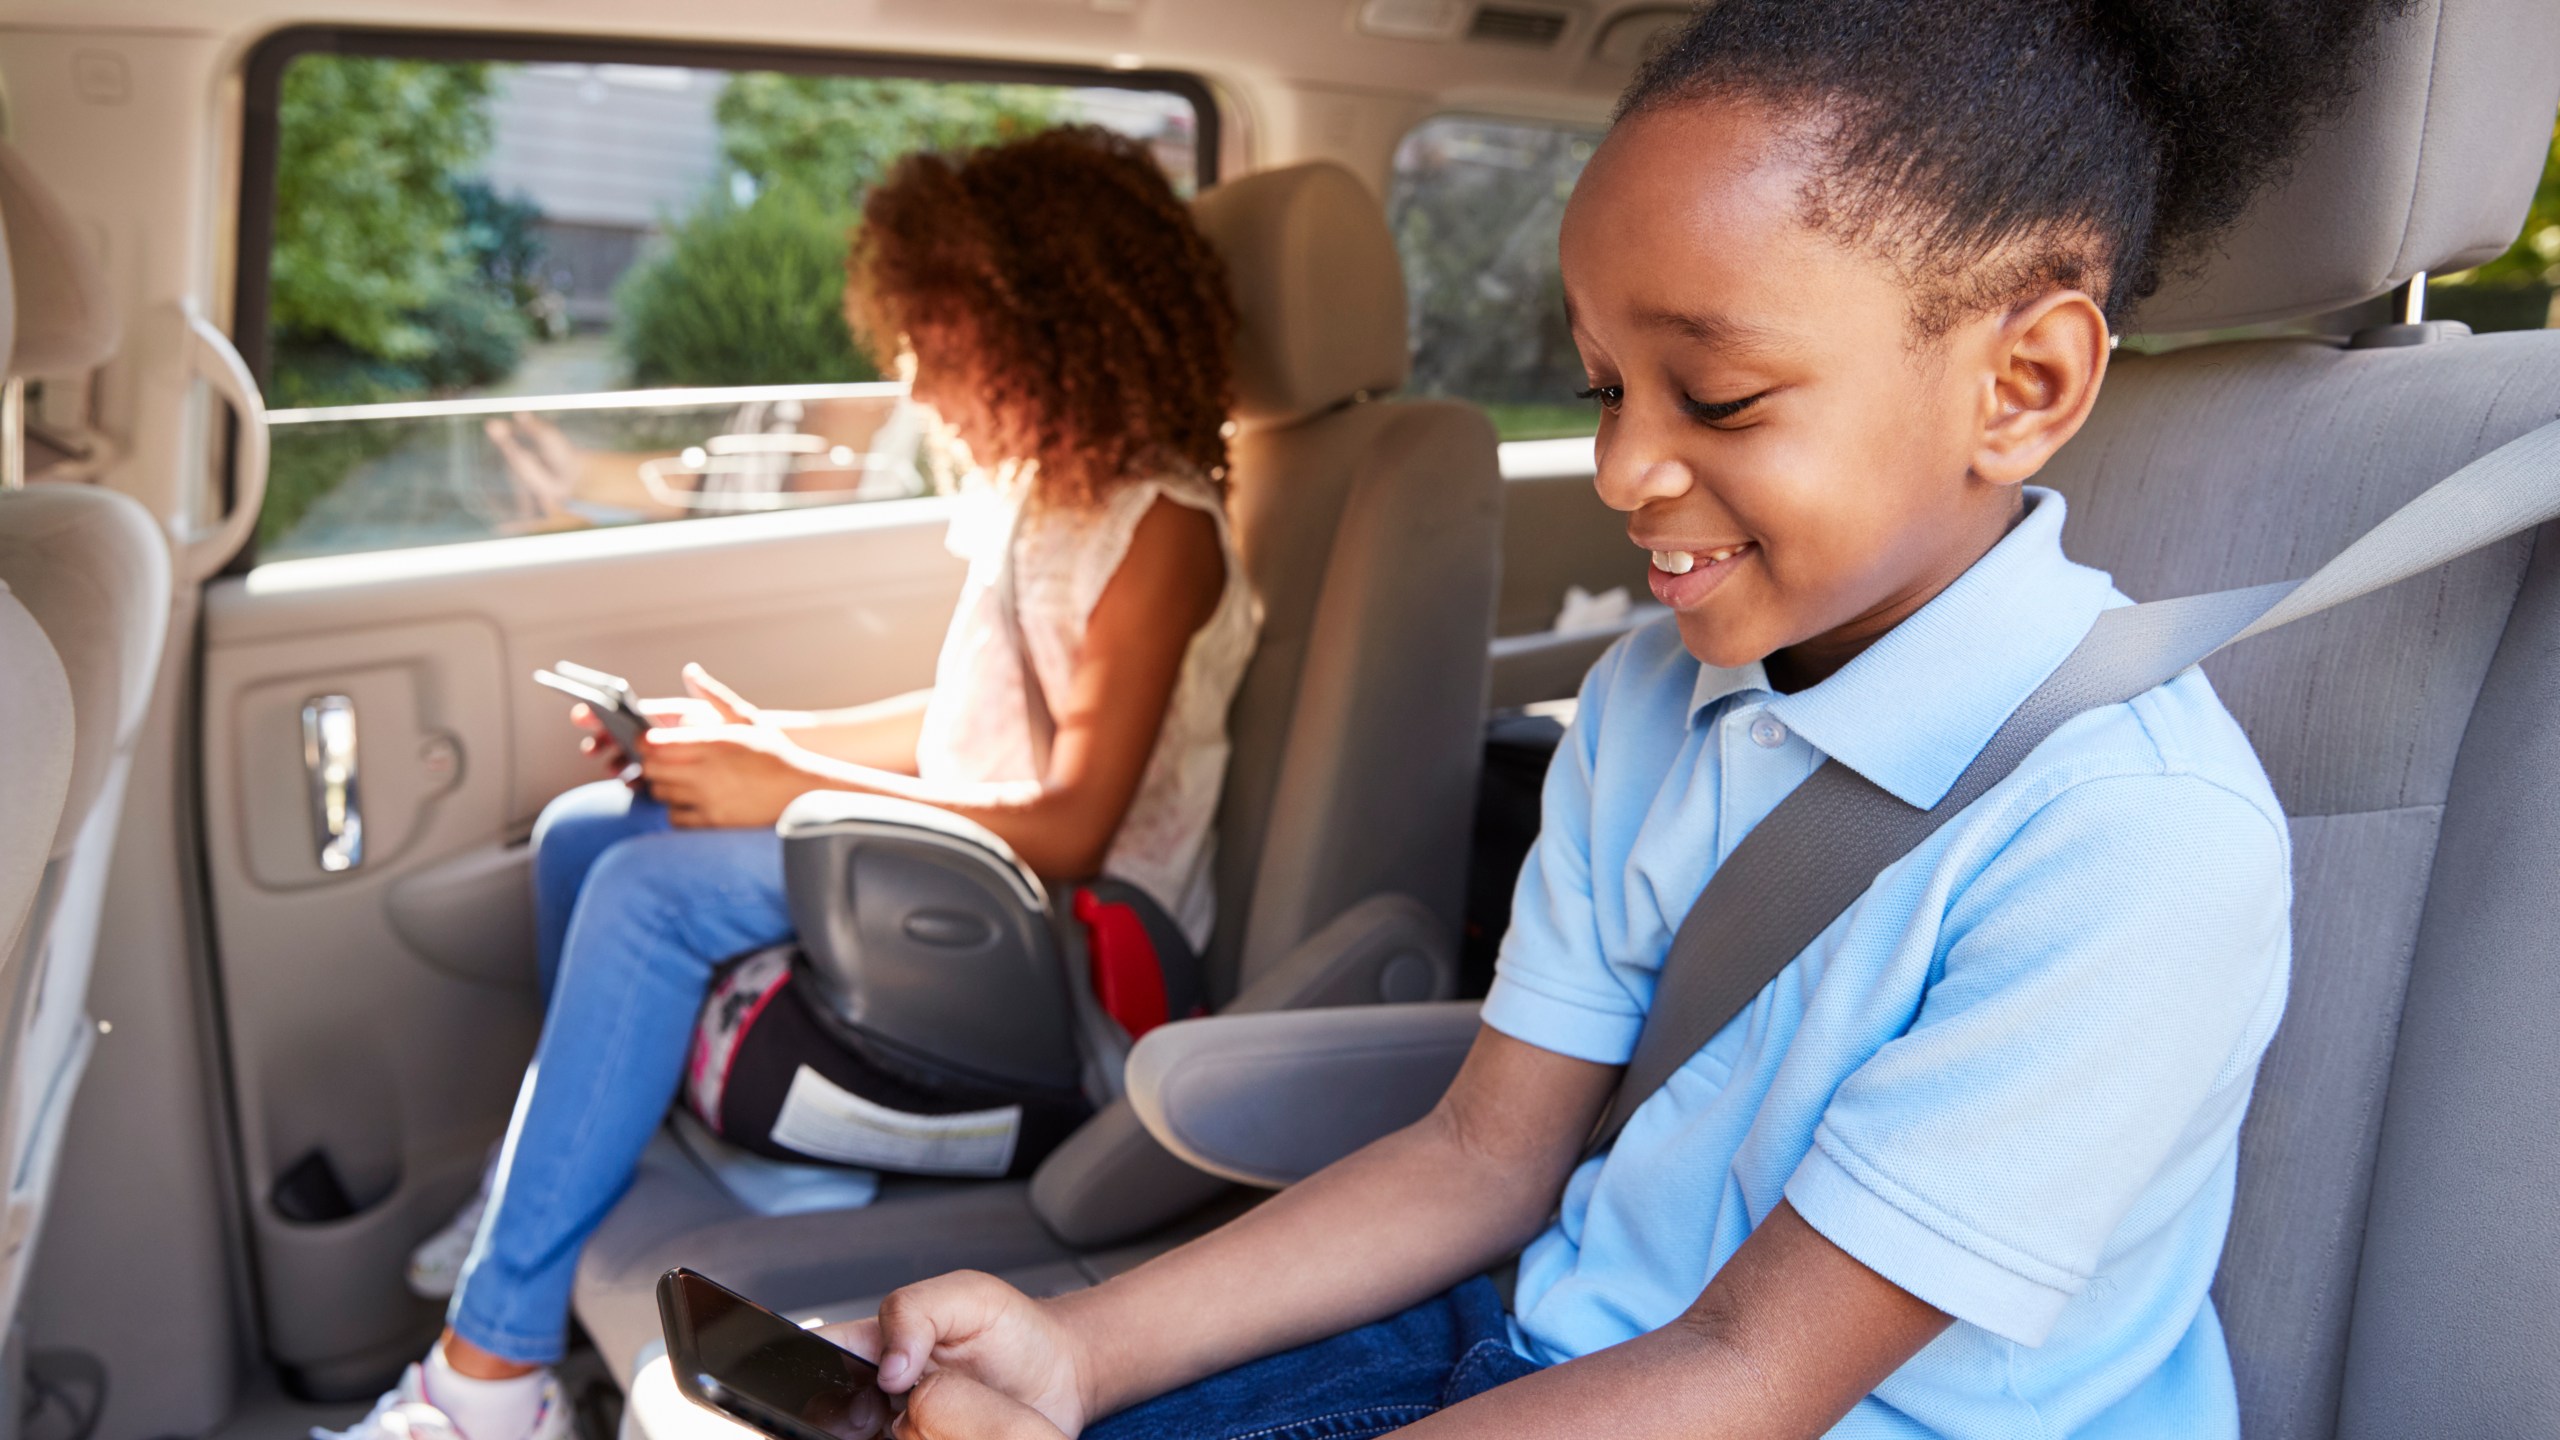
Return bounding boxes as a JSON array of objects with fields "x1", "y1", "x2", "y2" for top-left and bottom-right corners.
[{"x1": 227, "y1": 23, "x2": 1222, "y2": 574}]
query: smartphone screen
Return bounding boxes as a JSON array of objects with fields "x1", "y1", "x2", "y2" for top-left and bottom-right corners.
[{"x1": 659, "y1": 1268, "x2": 893, "y2": 1440}]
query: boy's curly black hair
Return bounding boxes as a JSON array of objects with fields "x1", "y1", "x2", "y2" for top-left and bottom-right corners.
[
  {"x1": 848, "y1": 125, "x2": 1237, "y2": 506},
  {"x1": 1622, "y1": 0, "x2": 2414, "y2": 332}
]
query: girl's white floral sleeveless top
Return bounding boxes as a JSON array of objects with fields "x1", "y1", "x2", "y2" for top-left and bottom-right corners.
[{"x1": 916, "y1": 468, "x2": 1260, "y2": 949}]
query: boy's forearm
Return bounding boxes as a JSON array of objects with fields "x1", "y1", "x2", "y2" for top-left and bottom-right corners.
[
  {"x1": 1050, "y1": 1113, "x2": 1557, "y2": 1420},
  {"x1": 1049, "y1": 1030, "x2": 1618, "y2": 1424},
  {"x1": 1397, "y1": 1202, "x2": 1951, "y2": 1440}
]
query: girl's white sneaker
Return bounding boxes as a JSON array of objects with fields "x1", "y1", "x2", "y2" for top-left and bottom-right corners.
[
  {"x1": 406, "y1": 1188, "x2": 490, "y2": 1300},
  {"x1": 309, "y1": 1363, "x2": 569, "y2": 1440}
]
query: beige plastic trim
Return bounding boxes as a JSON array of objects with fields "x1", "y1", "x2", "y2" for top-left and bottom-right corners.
[
  {"x1": 178, "y1": 303, "x2": 266, "y2": 581},
  {"x1": 1123, "y1": 1001, "x2": 1479, "y2": 1188}
]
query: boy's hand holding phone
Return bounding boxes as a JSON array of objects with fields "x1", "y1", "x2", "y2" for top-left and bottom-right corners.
[
  {"x1": 817, "y1": 1272, "x2": 1091, "y2": 1440},
  {"x1": 885, "y1": 1372, "x2": 1067, "y2": 1440}
]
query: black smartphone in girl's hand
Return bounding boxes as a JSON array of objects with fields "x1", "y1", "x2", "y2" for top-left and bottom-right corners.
[
  {"x1": 657, "y1": 1267, "x2": 895, "y2": 1440},
  {"x1": 533, "y1": 660, "x2": 653, "y2": 756}
]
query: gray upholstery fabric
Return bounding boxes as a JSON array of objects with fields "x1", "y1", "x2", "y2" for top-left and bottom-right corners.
[
  {"x1": 2041, "y1": 334, "x2": 2558, "y2": 819},
  {"x1": 576, "y1": 1135, "x2": 1079, "y2": 1389},
  {"x1": 2337, "y1": 523, "x2": 2560, "y2": 1438},
  {"x1": 2129, "y1": 0, "x2": 2560, "y2": 334},
  {"x1": 0, "y1": 143, "x2": 117, "y2": 378},
  {"x1": 1208, "y1": 400, "x2": 1502, "y2": 1000},
  {"x1": 1026, "y1": 1102, "x2": 1231, "y2": 1249},
  {"x1": 0, "y1": 485, "x2": 171, "y2": 854},
  {"x1": 2036, "y1": 327, "x2": 2560, "y2": 1438},
  {"x1": 2214, "y1": 808, "x2": 2441, "y2": 1440},
  {"x1": 0, "y1": 589, "x2": 70, "y2": 985}
]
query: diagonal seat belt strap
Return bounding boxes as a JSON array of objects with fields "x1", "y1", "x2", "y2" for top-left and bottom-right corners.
[{"x1": 1590, "y1": 416, "x2": 2560, "y2": 1155}]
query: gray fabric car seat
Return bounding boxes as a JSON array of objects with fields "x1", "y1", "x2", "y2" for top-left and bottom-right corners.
[
  {"x1": 0, "y1": 141, "x2": 169, "y2": 1340},
  {"x1": 0, "y1": 597, "x2": 72, "y2": 1187},
  {"x1": 2047, "y1": 3, "x2": 2560, "y2": 1433},
  {"x1": 0, "y1": 209, "x2": 75, "y2": 1077},
  {"x1": 1124, "y1": 4, "x2": 2560, "y2": 1437},
  {"x1": 576, "y1": 160, "x2": 1503, "y2": 1389}
]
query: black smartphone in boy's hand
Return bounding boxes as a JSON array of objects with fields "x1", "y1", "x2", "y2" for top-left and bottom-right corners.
[{"x1": 658, "y1": 1267, "x2": 895, "y2": 1440}]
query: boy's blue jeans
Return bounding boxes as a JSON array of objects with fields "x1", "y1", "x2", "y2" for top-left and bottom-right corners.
[
  {"x1": 451, "y1": 781, "x2": 794, "y2": 1363},
  {"x1": 1084, "y1": 1277, "x2": 1541, "y2": 1440}
]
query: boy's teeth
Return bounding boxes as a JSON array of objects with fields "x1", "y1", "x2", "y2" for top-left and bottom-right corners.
[{"x1": 1651, "y1": 545, "x2": 1748, "y2": 575}]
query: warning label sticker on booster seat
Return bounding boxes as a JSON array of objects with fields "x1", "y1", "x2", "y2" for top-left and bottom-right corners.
[{"x1": 770, "y1": 1065, "x2": 1023, "y2": 1177}]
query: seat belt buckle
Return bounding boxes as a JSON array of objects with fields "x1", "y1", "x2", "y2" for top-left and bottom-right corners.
[{"x1": 1074, "y1": 888, "x2": 1177, "y2": 1037}]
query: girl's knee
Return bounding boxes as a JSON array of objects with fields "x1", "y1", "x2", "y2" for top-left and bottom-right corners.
[
  {"x1": 532, "y1": 780, "x2": 649, "y2": 852},
  {"x1": 578, "y1": 832, "x2": 751, "y2": 936},
  {"x1": 579, "y1": 832, "x2": 695, "y2": 909},
  {"x1": 570, "y1": 831, "x2": 788, "y2": 970}
]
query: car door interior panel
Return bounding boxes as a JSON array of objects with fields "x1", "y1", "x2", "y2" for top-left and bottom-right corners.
[{"x1": 195, "y1": 501, "x2": 966, "y2": 1391}]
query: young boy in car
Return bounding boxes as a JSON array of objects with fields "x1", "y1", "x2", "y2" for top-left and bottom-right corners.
[{"x1": 836, "y1": 1, "x2": 2402, "y2": 1435}]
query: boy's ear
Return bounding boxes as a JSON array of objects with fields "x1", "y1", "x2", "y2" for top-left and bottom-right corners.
[{"x1": 1968, "y1": 290, "x2": 2109, "y2": 488}]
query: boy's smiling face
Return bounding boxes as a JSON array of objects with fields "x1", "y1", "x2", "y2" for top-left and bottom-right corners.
[{"x1": 1561, "y1": 99, "x2": 2110, "y2": 690}]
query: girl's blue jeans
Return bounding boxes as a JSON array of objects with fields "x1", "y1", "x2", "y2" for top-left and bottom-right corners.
[{"x1": 450, "y1": 780, "x2": 793, "y2": 1364}]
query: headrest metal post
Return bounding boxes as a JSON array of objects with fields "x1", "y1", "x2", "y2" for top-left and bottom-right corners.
[
  {"x1": 2403, "y1": 272, "x2": 2429, "y2": 326},
  {"x1": 1, "y1": 379, "x2": 24, "y2": 491}
]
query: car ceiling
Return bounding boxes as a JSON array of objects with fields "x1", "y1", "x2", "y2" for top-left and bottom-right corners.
[{"x1": 6, "y1": 0, "x2": 1655, "y2": 134}]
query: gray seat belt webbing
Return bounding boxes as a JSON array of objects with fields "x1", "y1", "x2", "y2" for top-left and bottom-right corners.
[{"x1": 1590, "y1": 416, "x2": 2560, "y2": 1154}]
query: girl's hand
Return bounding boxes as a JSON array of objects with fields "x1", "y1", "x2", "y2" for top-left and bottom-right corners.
[
  {"x1": 571, "y1": 697, "x2": 712, "y2": 777},
  {"x1": 572, "y1": 664, "x2": 765, "y2": 779},
  {"x1": 818, "y1": 1272, "x2": 1092, "y2": 1438},
  {"x1": 638, "y1": 724, "x2": 820, "y2": 829},
  {"x1": 679, "y1": 663, "x2": 765, "y2": 726}
]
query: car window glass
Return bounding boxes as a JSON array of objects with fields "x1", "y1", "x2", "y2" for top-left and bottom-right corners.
[
  {"x1": 1387, "y1": 115, "x2": 1602, "y2": 443},
  {"x1": 252, "y1": 49, "x2": 1204, "y2": 564}
]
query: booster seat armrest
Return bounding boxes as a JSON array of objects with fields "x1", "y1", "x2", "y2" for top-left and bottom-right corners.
[
  {"x1": 773, "y1": 789, "x2": 1084, "y2": 1093},
  {"x1": 779, "y1": 791, "x2": 1038, "y2": 889},
  {"x1": 1024, "y1": 893, "x2": 1461, "y2": 1241},
  {"x1": 1123, "y1": 1001, "x2": 1481, "y2": 1188},
  {"x1": 776, "y1": 787, "x2": 1050, "y2": 967}
]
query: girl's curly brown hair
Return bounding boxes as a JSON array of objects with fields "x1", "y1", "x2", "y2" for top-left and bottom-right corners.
[{"x1": 847, "y1": 125, "x2": 1238, "y2": 507}]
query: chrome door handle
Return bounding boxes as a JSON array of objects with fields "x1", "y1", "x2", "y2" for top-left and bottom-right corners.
[{"x1": 300, "y1": 694, "x2": 363, "y2": 872}]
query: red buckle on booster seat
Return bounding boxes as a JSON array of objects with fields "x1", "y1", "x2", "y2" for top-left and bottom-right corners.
[{"x1": 1073, "y1": 889, "x2": 1169, "y2": 1037}]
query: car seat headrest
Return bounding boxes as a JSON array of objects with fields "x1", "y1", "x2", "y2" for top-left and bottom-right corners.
[
  {"x1": 2129, "y1": 0, "x2": 2560, "y2": 335},
  {"x1": 0, "y1": 143, "x2": 118, "y2": 378},
  {"x1": 1192, "y1": 161, "x2": 1409, "y2": 427},
  {"x1": 0, "y1": 485, "x2": 170, "y2": 859}
]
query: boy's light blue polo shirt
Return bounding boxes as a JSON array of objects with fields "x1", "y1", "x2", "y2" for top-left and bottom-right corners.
[{"x1": 1487, "y1": 489, "x2": 2291, "y2": 1439}]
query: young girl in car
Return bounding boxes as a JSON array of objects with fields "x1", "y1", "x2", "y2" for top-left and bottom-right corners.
[
  {"x1": 326, "y1": 124, "x2": 1257, "y2": 1440},
  {"x1": 837, "y1": 3, "x2": 2407, "y2": 1438}
]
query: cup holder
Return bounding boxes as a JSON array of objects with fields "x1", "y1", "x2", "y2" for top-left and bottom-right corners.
[{"x1": 271, "y1": 1147, "x2": 399, "y2": 1225}]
